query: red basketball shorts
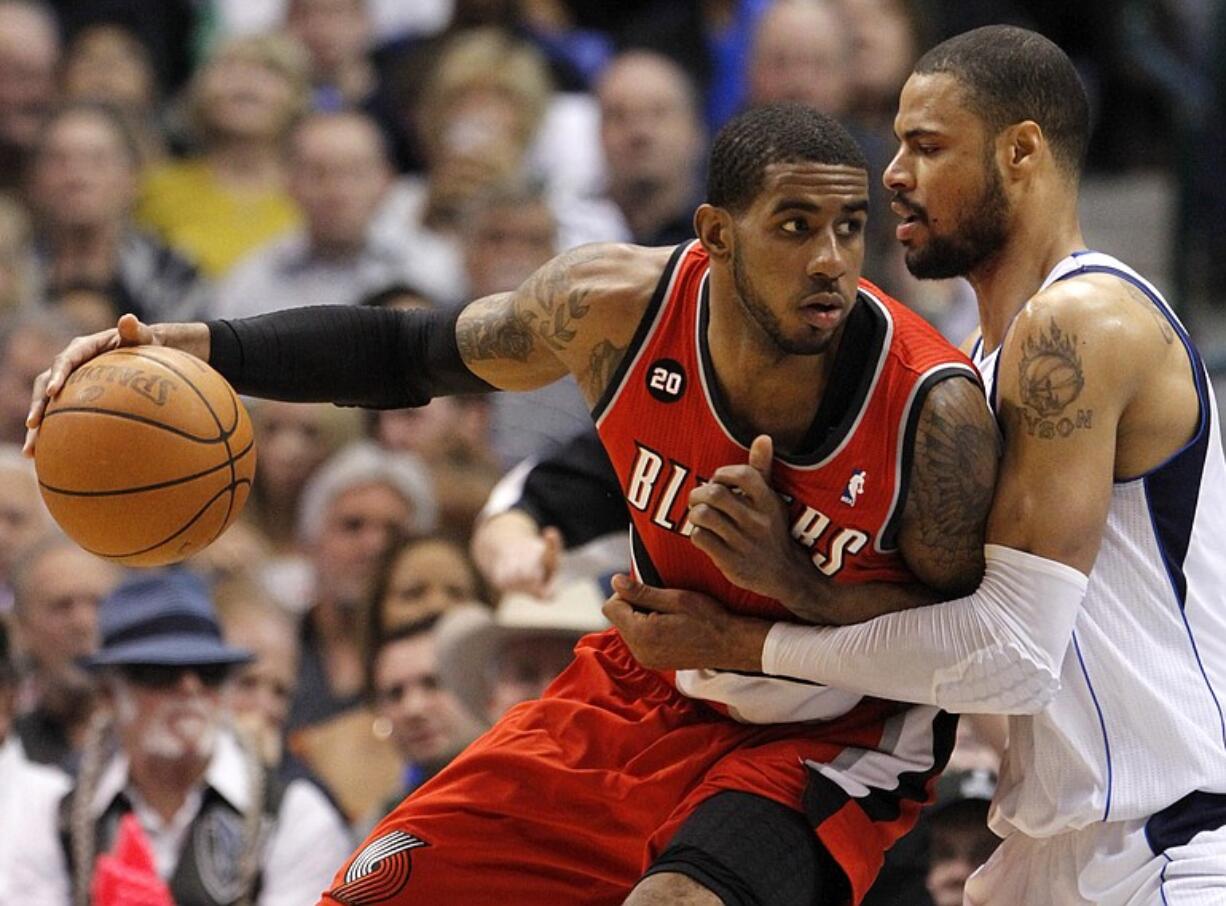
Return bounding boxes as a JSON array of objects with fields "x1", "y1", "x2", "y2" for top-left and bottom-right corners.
[{"x1": 320, "y1": 629, "x2": 952, "y2": 906}]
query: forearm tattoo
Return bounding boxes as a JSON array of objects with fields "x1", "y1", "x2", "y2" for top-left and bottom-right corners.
[{"x1": 1017, "y1": 318, "x2": 1093, "y2": 440}]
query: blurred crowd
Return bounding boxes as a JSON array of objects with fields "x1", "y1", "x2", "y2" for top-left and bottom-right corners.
[{"x1": 0, "y1": 0, "x2": 1213, "y2": 903}]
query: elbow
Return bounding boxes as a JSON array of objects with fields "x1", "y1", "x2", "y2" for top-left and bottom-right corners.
[{"x1": 935, "y1": 648, "x2": 1062, "y2": 715}]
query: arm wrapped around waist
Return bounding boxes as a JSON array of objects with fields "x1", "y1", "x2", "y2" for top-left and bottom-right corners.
[
  {"x1": 206, "y1": 305, "x2": 495, "y2": 409},
  {"x1": 762, "y1": 544, "x2": 1088, "y2": 714}
]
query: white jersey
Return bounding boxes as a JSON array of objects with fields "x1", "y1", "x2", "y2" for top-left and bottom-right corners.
[{"x1": 973, "y1": 251, "x2": 1226, "y2": 839}]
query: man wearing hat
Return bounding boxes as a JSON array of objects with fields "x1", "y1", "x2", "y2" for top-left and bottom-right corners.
[
  {"x1": 15, "y1": 571, "x2": 352, "y2": 906},
  {"x1": 436, "y1": 580, "x2": 610, "y2": 727}
]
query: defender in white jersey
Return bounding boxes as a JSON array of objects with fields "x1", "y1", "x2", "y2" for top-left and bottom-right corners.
[{"x1": 605, "y1": 25, "x2": 1226, "y2": 906}]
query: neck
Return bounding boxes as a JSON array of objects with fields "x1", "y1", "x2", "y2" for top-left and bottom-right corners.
[
  {"x1": 128, "y1": 751, "x2": 208, "y2": 823},
  {"x1": 207, "y1": 139, "x2": 285, "y2": 190},
  {"x1": 971, "y1": 196, "x2": 1085, "y2": 353},
  {"x1": 706, "y1": 268, "x2": 835, "y2": 451},
  {"x1": 610, "y1": 177, "x2": 693, "y2": 242}
]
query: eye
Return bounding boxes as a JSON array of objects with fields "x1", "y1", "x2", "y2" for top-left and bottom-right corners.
[
  {"x1": 780, "y1": 218, "x2": 809, "y2": 235},
  {"x1": 835, "y1": 218, "x2": 865, "y2": 239}
]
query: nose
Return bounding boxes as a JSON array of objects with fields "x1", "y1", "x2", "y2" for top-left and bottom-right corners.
[
  {"x1": 883, "y1": 146, "x2": 912, "y2": 194},
  {"x1": 807, "y1": 230, "x2": 845, "y2": 281}
]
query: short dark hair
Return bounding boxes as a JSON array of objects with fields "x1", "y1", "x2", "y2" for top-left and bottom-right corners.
[
  {"x1": 914, "y1": 25, "x2": 1090, "y2": 176},
  {"x1": 706, "y1": 103, "x2": 867, "y2": 213}
]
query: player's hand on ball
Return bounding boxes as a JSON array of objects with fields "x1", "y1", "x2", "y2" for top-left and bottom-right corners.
[
  {"x1": 24, "y1": 313, "x2": 157, "y2": 456},
  {"x1": 603, "y1": 575, "x2": 769, "y2": 672},
  {"x1": 687, "y1": 435, "x2": 812, "y2": 604}
]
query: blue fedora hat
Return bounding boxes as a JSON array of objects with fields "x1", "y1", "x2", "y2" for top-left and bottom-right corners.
[{"x1": 86, "y1": 571, "x2": 253, "y2": 668}]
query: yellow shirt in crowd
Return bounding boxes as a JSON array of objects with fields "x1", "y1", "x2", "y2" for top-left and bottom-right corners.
[{"x1": 136, "y1": 160, "x2": 300, "y2": 278}]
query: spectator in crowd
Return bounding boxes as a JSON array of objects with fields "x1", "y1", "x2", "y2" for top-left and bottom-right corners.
[
  {"x1": 372, "y1": 393, "x2": 501, "y2": 542},
  {"x1": 136, "y1": 34, "x2": 309, "y2": 277},
  {"x1": 0, "y1": 619, "x2": 70, "y2": 901},
  {"x1": 10, "y1": 532, "x2": 119, "y2": 769},
  {"x1": 26, "y1": 102, "x2": 210, "y2": 323},
  {"x1": 373, "y1": 27, "x2": 549, "y2": 305},
  {"x1": 245, "y1": 399, "x2": 362, "y2": 553},
  {"x1": 286, "y1": 0, "x2": 378, "y2": 112},
  {"x1": 216, "y1": 578, "x2": 357, "y2": 832},
  {"x1": 595, "y1": 50, "x2": 705, "y2": 247},
  {"x1": 60, "y1": 24, "x2": 164, "y2": 164},
  {"x1": 0, "y1": 0, "x2": 59, "y2": 193},
  {"x1": 287, "y1": 441, "x2": 436, "y2": 729},
  {"x1": 745, "y1": 0, "x2": 852, "y2": 117},
  {"x1": 457, "y1": 181, "x2": 594, "y2": 468},
  {"x1": 14, "y1": 570, "x2": 352, "y2": 905},
  {"x1": 837, "y1": 0, "x2": 925, "y2": 129},
  {"x1": 368, "y1": 616, "x2": 483, "y2": 815},
  {"x1": 925, "y1": 770, "x2": 1001, "y2": 906},
  {"x1": 0, "y1": 195, "x2": 33, "y2": 313},
  {"x1": 215, "y1": 581, "x2": 301, "y2": 768},
  {"x1": 0, "y1": 307, "x2": 78, "y2": 446},
  {"x1": 435, "y1": 580, "x2": 608, "y2": 726},
  {"x1": 211, "y1": 111, "x2": 415, "y2": 318},
  {"x1": 367, "y1": 536, "x2": 483, "y2": 647},
  {"x1": 375, "y1": 27, "x2": 622, "y2": 305},
  {"x1": 0, "y1": 445, "x2": 50, "y2": 612}
]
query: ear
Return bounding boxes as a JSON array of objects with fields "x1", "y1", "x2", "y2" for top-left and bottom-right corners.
[
  {"x1": 1002, "y1": 121, "x2": 1043, "y2": 177},
  {"x1": 694, "y1": 203, "x2": 733, "y2": 262}
]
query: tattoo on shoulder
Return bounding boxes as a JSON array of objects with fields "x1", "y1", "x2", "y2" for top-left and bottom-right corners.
[
  {"x1": 909, "y1": 380, "x2": 997, "y2": 572},
  {"x1": 1121, "y1": 281, "x2": 1175, "y2": 345},
  {"x1": 581, "y1": 339, "x2": 627, "y2": 401},
  {"x1": 1017, "y1": 318, "x2": 1094, "y2": 440}
]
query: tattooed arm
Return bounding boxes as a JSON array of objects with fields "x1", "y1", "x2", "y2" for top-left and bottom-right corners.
[
  {"x1": 778, "y1": 375, "x2": 999, "y2": 625},
  {"x1": 457, "y1": 243, "x2": 670, "y2": 405}
]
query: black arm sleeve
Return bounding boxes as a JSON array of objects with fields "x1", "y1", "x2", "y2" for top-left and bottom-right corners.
[
  {"x1": 514, "y1": 428, "x2": 630, "y2": 547},
  {"x1": 205, "y1": 305, "x2": 496, "y2": 409}
]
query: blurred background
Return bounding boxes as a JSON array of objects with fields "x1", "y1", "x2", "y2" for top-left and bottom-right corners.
[{"x1": 0, "y1": 1, "x2": 1219, "y2": 903}]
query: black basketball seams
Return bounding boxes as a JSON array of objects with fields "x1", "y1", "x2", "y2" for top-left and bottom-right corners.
[
  {"x1": 38, "y1": 439, "x2": 254, "y2": 497},
  {"x1": 112, "y1": 348, "x2": 243, "y2": 544},
  {"x1": 80, "y1": 477, "x2": 253, "y2": 560}
]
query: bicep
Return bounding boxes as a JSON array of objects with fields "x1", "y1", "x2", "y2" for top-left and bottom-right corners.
[
  {"x1": 987, "y1": 316, "x2": 1121, "y2": 572},
  {"x1": 898, "y1": 374, "x2": 1000, "y2": 596},
  {"x1": 455, "y1": 292, "x2": 570, "y2": 392},
  {"x1": 454, "y1": 243, "x2": 651, "y2": 398}
]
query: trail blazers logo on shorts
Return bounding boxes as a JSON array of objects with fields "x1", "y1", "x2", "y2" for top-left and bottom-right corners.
[{"x1": 329, "y1": 831, "x2": 428, "y2": 905}]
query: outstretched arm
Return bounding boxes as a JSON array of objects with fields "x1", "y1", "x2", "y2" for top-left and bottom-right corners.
[{"x1": 26, "y1": 244, "x2": 666, "y2": 452}]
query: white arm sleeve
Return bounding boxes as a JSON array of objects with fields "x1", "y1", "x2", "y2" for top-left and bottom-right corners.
[{"x1": 761, "y1": 544, "x2": 1089, "y2": 714}]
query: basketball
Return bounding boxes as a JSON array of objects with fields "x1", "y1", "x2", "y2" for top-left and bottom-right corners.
[{"x1": 33, "y1": 346, "x2": 256, "y2": 567}]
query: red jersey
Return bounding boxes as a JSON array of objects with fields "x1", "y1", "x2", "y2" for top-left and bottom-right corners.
[{"x1": 595, "y1": 241, "x2": 977, "y2": 722}]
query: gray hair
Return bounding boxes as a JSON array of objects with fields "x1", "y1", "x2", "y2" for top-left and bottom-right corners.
[{"x1": 296, "y1": 440, "x2": 437, "y2": 543}]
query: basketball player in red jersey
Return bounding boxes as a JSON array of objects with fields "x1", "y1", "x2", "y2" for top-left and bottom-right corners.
[{"x1": 27, "y1": 104, "x2": 999, "y2": 905}]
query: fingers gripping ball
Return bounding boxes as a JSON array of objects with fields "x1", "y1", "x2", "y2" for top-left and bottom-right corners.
[{"x1": 33, "y1": 346, "x2": 256, "y2": 567}]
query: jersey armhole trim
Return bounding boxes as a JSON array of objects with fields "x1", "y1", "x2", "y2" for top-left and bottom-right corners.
[
  {"x1": 592, "y1": 241, "x2": 693, "y2": 425},
  {"x1": 876, "y1": 363, "x2": 982, "y2": 553}
]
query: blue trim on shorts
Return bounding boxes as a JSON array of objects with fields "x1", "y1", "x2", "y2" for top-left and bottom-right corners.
[{"x1": 1072, "y1": 631, "x2": 1113, "y2": 821}]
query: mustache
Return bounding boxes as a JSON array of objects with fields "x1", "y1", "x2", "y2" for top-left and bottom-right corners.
[
  {"x1": 892, "y1": 192, "x2": 928, "y2": 221},
  {"x1": 803, "y1": 277, "x2": 841, "y2": 296}
]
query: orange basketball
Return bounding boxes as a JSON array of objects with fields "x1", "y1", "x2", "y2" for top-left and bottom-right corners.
[{"x1": 34, "y1": 346, "x2": 256, "y2": 567}]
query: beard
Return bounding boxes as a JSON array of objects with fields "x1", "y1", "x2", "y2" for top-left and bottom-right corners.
[
  {"x1": 731, "y1": 242, "x2": 836, "y2": 356},
  {"x1": 903, "y1": 154, "x2": 1010, "y2": 280}
]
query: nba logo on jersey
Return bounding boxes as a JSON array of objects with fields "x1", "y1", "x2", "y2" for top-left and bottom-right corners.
[{"x1": 841, "y1": 470, "x2": 867, "y2": 507}]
